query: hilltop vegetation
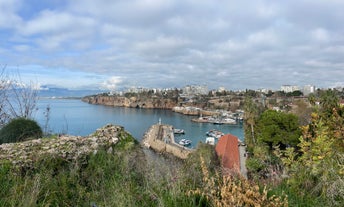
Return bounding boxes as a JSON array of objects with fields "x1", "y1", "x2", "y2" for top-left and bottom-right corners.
[
  {"x1": 0, "y1": 123, "x2": 288, "y2": 206},
  {"x1": 244, "y1": 89, "x2": 344, "y2": 206}
]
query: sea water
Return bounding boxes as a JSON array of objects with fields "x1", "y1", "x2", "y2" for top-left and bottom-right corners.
[{"x1": 33, "y1": 98, "x2": 244, "y2": 148}]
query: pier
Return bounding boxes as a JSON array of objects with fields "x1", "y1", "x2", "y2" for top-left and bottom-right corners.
[{"x1": 142, "y1": 124, "x2": 193, "y2": 159}]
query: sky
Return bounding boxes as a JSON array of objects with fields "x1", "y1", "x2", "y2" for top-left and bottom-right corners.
[{"x1": 1, "y1": 0, "x2": 344, "y2": 91}]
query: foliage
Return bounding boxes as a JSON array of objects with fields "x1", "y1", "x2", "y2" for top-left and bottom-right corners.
[
  {"x1": 256, "y1": 110, "x2": 301, "y2": 149},
  {"x1": 0, "y1": 141, "x2": 216, "y2": 206},
  {"x1": 246, "y1": 157, "x2": 267, "y2": 175},
  {"x1": 278, "y1": 111, "x2": 344, "y2": 206},
  {"x1": 114, "y1": 130, "x2": 138, "y2": 150},
  {"x1": 318, "y1": 89, "x2": 339, "y2": 119},
  {"x1": 243, "y1": 96, "x2": 262, "y2": 152},
  {"x1": 0, "y1": 118, "x2": 42, "y2": 144},
  {"x1": 292, "y1": 99, "x2": 313, "y2": 126},
  {"x1": 246, "y1": 109, "x2": 300, "y2": 181},
  {"x1": 183, "y1": 143, "x2": 220, "y2": 189},
  {"x1": 189, "y1": 156, "x2": 288, "y2": 207},
  {"x1": 286, "y1": 90, "x2": 303, "y2": 97}
]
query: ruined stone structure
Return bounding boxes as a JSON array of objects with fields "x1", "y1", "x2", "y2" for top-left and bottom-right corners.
[{"x1": 0, "y1": 124, "x2": 132, "y2": 168}]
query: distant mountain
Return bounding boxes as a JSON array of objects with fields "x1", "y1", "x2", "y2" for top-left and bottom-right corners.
[{"x1": 37, "y1": 87, "x2": 105, "y2": 98}]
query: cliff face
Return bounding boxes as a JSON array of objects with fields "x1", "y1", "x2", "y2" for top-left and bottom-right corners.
[{"x1": 82, "y1": 95, "x2": 178, "y2": 109}]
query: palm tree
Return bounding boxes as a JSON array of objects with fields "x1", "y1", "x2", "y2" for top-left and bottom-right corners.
[{"x1": 243, "y1": 96, "x2": 259, "y2": 151}]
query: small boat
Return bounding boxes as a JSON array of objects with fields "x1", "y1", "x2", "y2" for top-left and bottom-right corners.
[
  {"x1": 206, "y1": 129, "x2": 224, "y2": 139},
  {"x1": 205, "y1": 137, "x2": 215, "y2": 145},
  {"x1": 179, "y1": 139, "x2": 192, "y2": 146},
  {"x1": 213, "y1": 120, "x2": 223, "y2": 125},
  {"x1": 222, "y1": 118, "x2": 236, "y2": 124},
  {"x1": 173, "y1": 128, "x2": 185, "y2": 134}
]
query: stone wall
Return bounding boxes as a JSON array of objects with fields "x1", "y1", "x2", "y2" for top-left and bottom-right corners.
[
  {"x1": 142, "y1": 124, "x2": 193, "y2": 159},
  {"x1": 0, "y1": 124, "x2": 131, "y2": 168}
]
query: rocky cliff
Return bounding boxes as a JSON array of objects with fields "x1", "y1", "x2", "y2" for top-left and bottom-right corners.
[
  {"x1": 82, "y1": 95, "x2": 178, "y2": 109},
  {"x1": 0, "y1": 124, "x2": 135, "y2": 169}
]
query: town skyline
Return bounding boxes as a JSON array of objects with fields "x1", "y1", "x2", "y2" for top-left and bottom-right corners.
[{"x1": 1, "y1": 1, "x2": 344, "y2": 91}]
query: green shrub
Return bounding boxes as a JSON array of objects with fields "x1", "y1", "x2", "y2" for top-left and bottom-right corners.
[
  {"x1": 0, "y1": 118, "x2": 42, "y2": 144},
  {"x1": 246, "y1": 157, "x2": 266, "y2": 173}
]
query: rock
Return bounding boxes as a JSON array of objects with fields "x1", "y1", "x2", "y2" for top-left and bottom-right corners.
[
  {"x1": 82, "y1": 95, "x2": 178, "y2": 109},
  {"x1": 0, "y1": 124, "x2": 132, "y2": 169}
]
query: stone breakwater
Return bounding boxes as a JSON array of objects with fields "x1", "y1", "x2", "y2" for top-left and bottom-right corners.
[
  {"x1": 0, "y1": 124, "x2": 131, "y2": 168},
  {"x1": 142, "y1": 124, "x2": 193, "y2": 159}
]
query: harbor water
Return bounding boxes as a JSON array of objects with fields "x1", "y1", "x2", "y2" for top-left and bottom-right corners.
[{"x1": 34, "y1": 98, "x2": 244, "y2": 148}]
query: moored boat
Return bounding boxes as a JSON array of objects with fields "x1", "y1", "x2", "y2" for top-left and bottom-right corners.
[
  {"x1": 206, "y1": 129, "x2": 224, "y2": 139},
  {"x1": 205, "y1": 137, "x2": 215, "y2": 145},
  {"x1": 173, "y1": 128, "x2": 185, "y2": 134},
  {"x1": 179, "y1": 138, "x2": 192, "y2": 146}
]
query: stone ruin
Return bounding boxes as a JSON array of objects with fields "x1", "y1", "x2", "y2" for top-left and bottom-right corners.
[{"x1": 0, "y1": 124, "x2": 130, "y2": 168}]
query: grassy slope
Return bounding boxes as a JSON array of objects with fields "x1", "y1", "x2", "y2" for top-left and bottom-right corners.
[{"x1": 0, "y1": 134, "x2": 216, "y2": 207}]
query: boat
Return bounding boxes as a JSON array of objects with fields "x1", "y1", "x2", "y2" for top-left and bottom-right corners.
[
  {"x1": 206, "y1": 129, "x2": 224, "y2": 139},
  {"x1": 205, "y1": 137, "x2": 215, "y2": 145},
  {"x1": 222, "y1": 118, "x2": 236, "y2": 124},
  {"x1": 179, "y1": 139, "x2": 192, "y2": 146},
  {"x1": 213, "y1": 120, "x2": 223, "y2": 125},
  {"x1": 173, "y1": 128, "x2": 185, "y2": 134}
]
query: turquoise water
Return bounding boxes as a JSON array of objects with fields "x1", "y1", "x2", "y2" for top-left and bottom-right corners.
[{"x1": 34, "y1": 99, "x2": 244, "y2": 148}]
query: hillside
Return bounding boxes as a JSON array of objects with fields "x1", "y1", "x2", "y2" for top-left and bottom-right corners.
[{"x1": 0, "y1": 123, "x2": 287, "y2": 207}]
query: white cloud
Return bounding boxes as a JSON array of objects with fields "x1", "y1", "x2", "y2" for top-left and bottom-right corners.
[
  {"x1": 134, "y1": 36, "x2": 190, "y2": 57},
  {"x1": 17, "y1": 10, "x2": 96, "y2": 50},
  {"x1": 311, "y1": 28, "x2": 330, "y2": 42},
  {"x1": 1, "y1": 0, "x2": 343, "y2": 90},
  {"x1": 101, "y1": 76, "x2": 123, "y2": 91},
  {"x1": 247, "y1": 29, "x2": 279, "y2": 46},
  {"x1": 0, "y1": 0, "x2": 22, "y2": 29}
]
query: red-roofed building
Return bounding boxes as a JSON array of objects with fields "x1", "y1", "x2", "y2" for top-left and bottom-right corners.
[{"x1": 215, "y1": 134, "x2": 240, "y2": 173}]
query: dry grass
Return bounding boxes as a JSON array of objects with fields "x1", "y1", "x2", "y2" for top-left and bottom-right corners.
[{"x1": 189, "y1": 156, "x2": 288, "y2": 207}]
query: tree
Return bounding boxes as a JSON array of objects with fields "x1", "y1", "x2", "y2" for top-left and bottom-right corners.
[
  {"x1": 243, "y1": 96, "x2": 260, "y2": 152},
  {"x1": 308, "y1": 93, "x2": 317, "y2": 106},
  {"x1": 0, "y1": 118, "x2": 42, "y2": 144},
  {"x1": 256, "y1": 110, "x2": 301, "y2": 149},
  {"x1": 319, "y1": 89, "x2": 339, "y2": 119},
  {"x1": 0, "y1": 67, "x2": 38, "y2": 125},
  {"x1": 292, "y1": 99, "x2": 312, "y2": 126},
  {"x1": 280, "y1": 111, "x2": 344, "y2": 206},
  {"x1": 286, "y1": 90, "x2": 303, "y2": 97},
  {"x1": 0, "y1": 69, "x2": 11, "y2": 125}
]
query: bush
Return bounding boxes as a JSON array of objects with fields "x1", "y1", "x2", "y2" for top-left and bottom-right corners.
[{"x1": 0, "y1": 118, "x2": 42, "y2": 144}]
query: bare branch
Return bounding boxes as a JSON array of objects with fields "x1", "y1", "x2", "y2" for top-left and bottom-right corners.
[{"x1": 0, "y1": 66, "x2": 38, "y2": 125}]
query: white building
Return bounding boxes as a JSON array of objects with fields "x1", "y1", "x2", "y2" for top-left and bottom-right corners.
[
  {"x1": 182, "y1": 85, "x2": 208, "y2": 96},
  {"x1": 281, "y1": 85, "x2": 300, "y2": 93},
  {"x1": 303, "y1": 85, "x2": 316, "y2": 96},
  {"x1": 127, "y1": 86, "x2": 149, "y2": 93},
  {"x1": 218, "y1": 86, "x2": 226, "y2": 93}
]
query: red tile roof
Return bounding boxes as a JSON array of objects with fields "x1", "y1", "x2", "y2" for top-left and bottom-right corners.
[{"x1": 215, "y1": 134, "x2": 240, "y2": 172}]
